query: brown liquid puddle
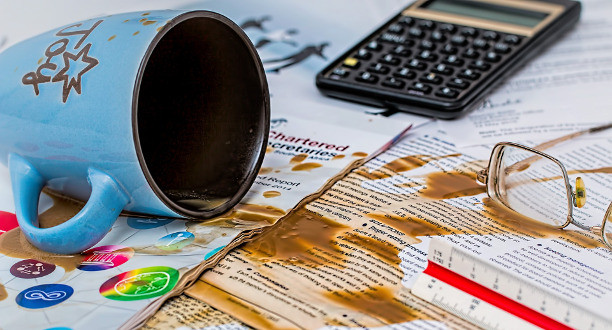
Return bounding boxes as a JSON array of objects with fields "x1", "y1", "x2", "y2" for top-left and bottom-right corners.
[
  {"x1": 368, "y1": 213, "x2": 455, "y2": 245},
  {"x1": 263, "y1": 191, "x2": 281, "y2": 198},
  {"x1": 332, "y1": 154, "x2": 346, "y2": 160},
  {"x1": 201, "y1": 204, "x2": 286, "y2": 228},
  {"x1": 325, "y1": 287, "x2": 425, "y2": 324},
  {"x1": 291, "y1": 163, "x2": 322, "y2": 172},
  {"x1": 355, "y1": 154, "x2": 461, "y2": 181},
  {"x1": 0, "y1": 193, "x2": 84, "y2": 271},
  {"x1": 0, "y1": 283, "x2": 7, "y2": 301},
  {"x1": 290, "y1": 153, "x2": 308, "y2": 164},
  {"x1": 243, "y1": 208, "x2": 348, "y2": 265},
  {"x1": 143, "y1": 20, "x2": 157, "y2": 26},
  {"x1": 342, "y1": 232, "x2": 401, "y2": 266},
  {"x1": 352, "y1": 152, "x2": 368, "y2": 158},
  {"x1": 187, "y1": 281, "x2": 275, "y2": 329},
  {"x1": 259, "y1": 167, "x2": 273, "y2": 175},
  {"x1": 266, "y1": 146, "x2": 274, "y2": 154},
  {"x1": 418, "y1": 171, "x2": 486, "y2": 199}
]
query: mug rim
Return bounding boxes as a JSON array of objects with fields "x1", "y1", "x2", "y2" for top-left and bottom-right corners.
[{"x1": 131, "y1": 10, "x2": 270, "y2": 219}]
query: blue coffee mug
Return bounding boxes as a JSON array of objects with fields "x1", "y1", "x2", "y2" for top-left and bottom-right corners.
[{"x1": 0, "y1": 10, "x2": 270, "y2": 254}]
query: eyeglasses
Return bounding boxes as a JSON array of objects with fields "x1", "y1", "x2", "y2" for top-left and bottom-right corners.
[{"x1": 477, "y1": 123, "x2": 612, "y2": 250}]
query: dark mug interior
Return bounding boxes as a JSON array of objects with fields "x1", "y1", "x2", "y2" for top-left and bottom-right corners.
[{"x1": 134, "y1": 11, "x2": 269, "y2": 218}]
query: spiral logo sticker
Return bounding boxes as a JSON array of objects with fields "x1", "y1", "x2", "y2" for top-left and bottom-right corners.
[
  {"x1": 78, "y1": 245, "x2": 134, "y2": 271},
  {"x1": 99, "y1": 266, "x2": 179, "y2": 301},
  {"x1": 155, "y1": 232, "x2": 195, "y2": 251},
  {"x1": 16, "y1": 284, "x2": 73, "y2": 309}
]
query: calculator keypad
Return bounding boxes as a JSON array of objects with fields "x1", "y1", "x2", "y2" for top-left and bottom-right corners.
[{"x1": 325, "y1": 16, "x2": 524, "y2": 104}]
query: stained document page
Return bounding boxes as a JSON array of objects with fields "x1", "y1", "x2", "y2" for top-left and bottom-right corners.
[
  {"x1": 439, "y1": 0, "x2": 612, "y2": 147},
  {"x1": 183, "y1": 123, "x2": 612, "y2": 328}
]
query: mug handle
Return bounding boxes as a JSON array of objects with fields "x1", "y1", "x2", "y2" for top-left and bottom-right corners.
[{"x1": 8, "y1": 153, "x2": 129, "y2": 254}]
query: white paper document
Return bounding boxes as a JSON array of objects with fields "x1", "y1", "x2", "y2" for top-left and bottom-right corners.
[{"x1": 439, "y1": 0, "x2": 612, "y2": 147}]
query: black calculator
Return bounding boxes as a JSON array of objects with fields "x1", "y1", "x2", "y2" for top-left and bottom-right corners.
[{"x1": 316, "y1": 0, "x2": 581, "y2": 119}]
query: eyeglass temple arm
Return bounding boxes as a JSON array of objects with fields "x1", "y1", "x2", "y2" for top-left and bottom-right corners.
[{"x1": 533, "y1": 122, "x2": 612, "y2": 152}]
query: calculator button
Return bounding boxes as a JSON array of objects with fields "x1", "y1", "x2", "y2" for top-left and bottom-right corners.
[
  {"x1": 484, "y1": 51, "x2": 501, "y2": 63},
  {"x1": 382, "y1": 77, "x2": 406, "y2": 89},
  {"x1": 394, "y1": 67, "x2": 416, "y2": 79},
  {"x1": 433, "y1": 64, "x2": 454, "y2": 76},
  {"x1": 493, "y1": 43, "x2": 511, "y2": 54},
  {"x1": 366, "y1": 41, "x2": 382, "y2": 51},
  {"x1": 469, "y1": 60, "x2": 491, "y2": 71},
  {"x1": 443, "y1": 55, "x2": 464, "y2": 67},
  {"x1": 420, "y1": 73, "x2": 443, "y2": 85},
  {"x1": 418, "y1": 20, "x2": 435, "y2": 30},
  {"x1": 398, "y1": 16, "x2": 414, "y2": 26},
  {"x1": 430, "y1": 31, "x2": 446, "y2": 42},
  {"x1": 472, "y1": 39, "x2": 489, "y2": 50},
  {"x1": 388, "y1": 24, "x2": 404, "y2": 34},
  {"x1": 441, "y1": 44, "x2": 458, "y2": 55},
  {"x1": 392, "y1": 45, "x2": 411, "y2": 57},
  {"x1": 451, "y1": 35, "x2": 467, "y2": 46},
  {"x1": 380, "y1": 54, "x2": 401, "y2": 66},
  {"x1": 419, "y1": 40, "x2": 436, "y2": 51},
  {"x1": 417, "y1": 50, "x2": 438, "y2": 62},
  {"x1": 408, "y1": 59, "x2": 428, "y2": 71},
  {"x1": 436, "y1": 87, "x2": 459, "y2": 98},
  {"x1": 409, "y1": 27, "x2": 425, "y2": 38},
  {"x1": 409, "y1": 82, "x2": 432, "y2": 94},
  {"x1": 330, "y1": 68, "x2": 349, "y2": 79},
  {"x1": 447, "y1": 78, "x2": 470, "y2": 89},
  {"x1": 367, "y1": 63, "x2": 390, "y2": 74},
  {"x1": 355, "y1": 49, "x2": 372, "y2": 60},
  {"x1": 342, "y1": 57, "x2": 360, "y2": 69},
  {"x1": 356, "y1": 72, "x2": 378, "y2": 84},
  {"x1": 460, "y1": 27, "x2": 478, "y2": 37},
  {"x1": 504, "y1": 34, "x2": 521, "y2": 45},
  {"x1": 463, "y1": 48, "x2": 480, "y2": 59},
  {"x1": 458, "y1": 69, "x2": 481, "y2": 80},
  {"x1": 439, "y1": 24, "x2": 456, "y2": 33},
  {"x1": 483, "y1": 31, "x2": 499, "y2": 41},
  {"x1": 379, "y1": 33, "x2": 413, "y2": 46}
]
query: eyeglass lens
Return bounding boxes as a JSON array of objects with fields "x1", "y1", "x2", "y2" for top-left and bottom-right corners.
[{"x1": 494, "y1": 146, "x2": 569, "y2": 227}]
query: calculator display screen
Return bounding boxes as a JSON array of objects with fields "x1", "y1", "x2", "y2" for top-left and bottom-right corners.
[{"x1": 422, "y1": 0, "x2": 549, "y2": 27}]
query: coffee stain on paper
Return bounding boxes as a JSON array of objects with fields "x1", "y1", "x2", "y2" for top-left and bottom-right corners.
[
  {"x1": 263, "y1": 191, "x2": 281, "y2": 198},
  {"x1": 0, "y1": 283, "x2": 7, "y2": 301},
  {"x1": 326, "y1": 287, "x2": 429, "y2": 325},
  {"x1": 292, "y1": 163, "x2": 322, "y2": 172},
  {"x1": 290, "y1": 153, "x2": 308, "y2": 164},
  {"x1": 355, "y1": 154, "x2": 461, "y2": 181},
  {"x1": 244, "y1": 208, "x2": 348, "y2": 265}
]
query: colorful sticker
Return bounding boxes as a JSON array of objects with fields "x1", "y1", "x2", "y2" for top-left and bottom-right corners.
[
  {"x1": 155, "y1": 232, "x2": 195, "y2": 251},
  {"x1": 127, "y1": 217, "x2": 173, "y2": 229},
  {"x1": 0, "y1": 211, "x2": 19, "y2": 235},
  {"x1": 99, "y1": 266, "x2": 179, "y2": 301},
  {"x1": 11, "y1": 259, "x2": 56, "y2": 279},
  {"x1": 78, "y1": 245, "x2": 134, "y2": 271},
  {"x1": 16, "y1": 284, "x2": 73, "y2": 309}
]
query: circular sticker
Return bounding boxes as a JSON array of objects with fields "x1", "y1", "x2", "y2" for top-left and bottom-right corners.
[
  {"x1": 78, "y1": 245, "x2": 134, "y2": 271},
  {"x1": 127, "y1": 217, "x2": 173, "y2": 229},
  {"x1": 155, "y1": 232, "x2": 195, "y2": 251},
  {"x1": 99, "y1": 266, "x2": 179, "y2": 301},
  {"x1": 11, "y1": 259, "x2": 56, "y2": 279},
  {"x1": 16, "y1": 284, "x2": 73, "y2": 309},
  {"x1": 0, "y1": 211, "x2": 19, "y2": 235}
]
